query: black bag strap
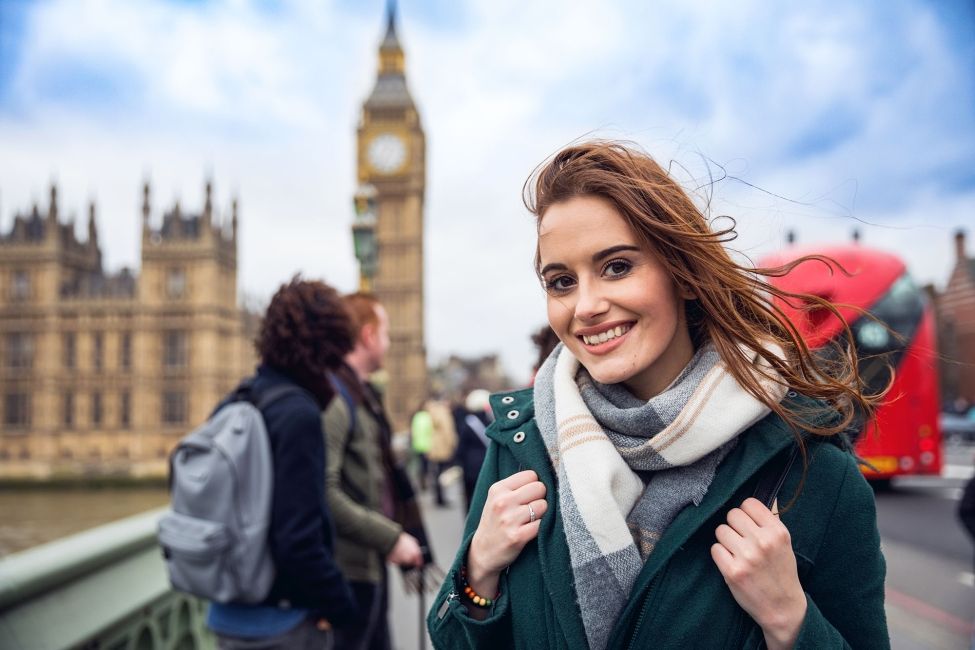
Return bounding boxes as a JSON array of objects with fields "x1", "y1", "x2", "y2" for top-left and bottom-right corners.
[
  {"x1": 253, "y1": 384, "x2": 308, "y2": 412},
  {"x1": 753, "y1": 445, "x2": 800, "y2": 508},
  {"x1": 329, "y1": 374, "x2": 358, "y2": 438}
]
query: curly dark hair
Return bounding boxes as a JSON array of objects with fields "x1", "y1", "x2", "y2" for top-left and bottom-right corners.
[{"x1": 255, "y1": 276, "x2": 354, "y2": 405}]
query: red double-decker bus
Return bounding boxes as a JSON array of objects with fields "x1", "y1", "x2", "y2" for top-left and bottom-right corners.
[{"x1": 760, "y1": 243, "x2": 942, "y2": 481}]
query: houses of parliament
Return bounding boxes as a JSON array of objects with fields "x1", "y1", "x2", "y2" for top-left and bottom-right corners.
[
  {"x1": 0, "y1": 182, "x2": 256, "y2": 479},
  {"x1": 0, "y1": 5, "x2": 428, "y2": 479}
]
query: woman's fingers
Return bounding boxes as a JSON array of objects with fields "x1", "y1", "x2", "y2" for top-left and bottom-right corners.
[
  {"x1": 529, "y1": 497, "x2": 548, "y2": 520},
  {"x1": 726, "y1": 506, "x2": 761, "y2": 537},
  {"x1": 497, "y1": 469, "x2": 539, "y2": 491},
  {"x1": 511, "y1": 479, "x2": 547, "y2": 505},
  {"x1": 740, "y1": 497, "x2": 779, "y2": 526},
  {"x1": 714, "y1": 523, "x2": 744, "y2": 555}
]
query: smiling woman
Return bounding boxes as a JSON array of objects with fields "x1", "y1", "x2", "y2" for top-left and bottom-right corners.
[{"x1": 428, "y1": 141, "x2": 891, "y2": 650}]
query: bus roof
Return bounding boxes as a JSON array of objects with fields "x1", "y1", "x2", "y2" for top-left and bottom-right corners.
[{"x1": 758, "y1": 244, "x2": 907, "y2": 346}]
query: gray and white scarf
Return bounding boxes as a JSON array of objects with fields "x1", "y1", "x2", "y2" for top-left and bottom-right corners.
[{"x1": 533, "y1": 342, "x2": 787, "y2": 650}]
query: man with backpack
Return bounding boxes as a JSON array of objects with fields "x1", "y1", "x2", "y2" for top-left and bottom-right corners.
[
  {"x1": 160, "y1": 277, "x2": 359, "y2": 649},
  {"x1": 324, "y1": 292, "x2": 426, "y2": 650}
]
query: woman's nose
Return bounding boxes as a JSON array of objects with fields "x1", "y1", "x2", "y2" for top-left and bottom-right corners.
[{"x1": 574, "y1": 281, "x2": 609, "y2": 321}]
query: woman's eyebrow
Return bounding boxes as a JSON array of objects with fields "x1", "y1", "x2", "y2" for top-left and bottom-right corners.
[
  {"x1": 539, "y1": 262, "x2": 567, "y2": 276},
  {"x1": 540, "y1": 245, "x2": 641, "y2": 276},
  {"x1": 593, "y1": 245, "x2": 641, "y2": 262}
]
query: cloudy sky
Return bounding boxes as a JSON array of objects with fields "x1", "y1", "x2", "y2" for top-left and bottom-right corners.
[{"x1": 1, "y1": 0, "x2": 972, "y2": 383}]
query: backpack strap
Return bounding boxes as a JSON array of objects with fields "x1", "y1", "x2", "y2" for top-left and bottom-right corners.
[
  {"x1": 330, "y1": 374, "x2": 358, "y2": 438},
  {"x1": 253, "y1": 384, "x2": 308, "y2": 412},
  {"x1": 753, "y1": 445, "x2": 800, "y2": 509}
]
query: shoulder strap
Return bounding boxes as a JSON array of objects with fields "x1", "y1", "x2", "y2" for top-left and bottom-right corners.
[
  {"x1": 253, "y1": 384, "x2": 308, "y2": 412},
  {"x1": 753, "y1": 445, "x2": 800, "y2": 508},
  {"x1": 330, "y1": 375, "x2": 358, "y2": 438}
]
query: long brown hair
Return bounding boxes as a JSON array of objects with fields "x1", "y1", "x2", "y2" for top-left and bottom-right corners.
[{"x1": 524, "y1": 140, "x2": 886, "y2": 443}]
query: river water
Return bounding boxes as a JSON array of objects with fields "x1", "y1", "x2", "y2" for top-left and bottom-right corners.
[{"x1": 0, "y1": 487, "x2": 170, "y2": 557}]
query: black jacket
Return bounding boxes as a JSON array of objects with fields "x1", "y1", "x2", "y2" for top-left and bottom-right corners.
[
  {"x1": 248, "y1": 365, "x2": 358, "y2": 620},
  {"x1": 453, "y1": 406, "x2": 490, "y2": 486}
]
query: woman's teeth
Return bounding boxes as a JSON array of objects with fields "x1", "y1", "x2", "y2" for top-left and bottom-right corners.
[{"x1": 582, "y1": 324, "x2": 631, "y2": 346}]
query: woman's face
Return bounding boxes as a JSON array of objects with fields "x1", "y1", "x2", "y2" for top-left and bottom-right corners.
[{"x1": 538, "y1": 194, "x2": 695, "y2": 400}]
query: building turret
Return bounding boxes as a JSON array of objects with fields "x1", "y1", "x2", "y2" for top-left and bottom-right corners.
[
  {"x1": 231, "y1": 198, "x2": 238, "y2": 243},
  {"x1": 203, "y1": 180, "x2": 213, "y2": 230},
  {"x1": 88, "y1": 201, "x2": 99, "y2": 247},
  {"x1": 142, "y1": 181, "x2": 151, "y2": 231},
  {"x1": 48, "y1": 183, "x2": 58, "y2": 226}
]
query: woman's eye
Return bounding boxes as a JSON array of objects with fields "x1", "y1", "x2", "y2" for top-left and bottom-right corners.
[
  {"x1": 604, "y1": 259, "x2": 632, "y2": 278},
  {"x1": 544, "y1": 275, "x2": 575, "y2": 293}
]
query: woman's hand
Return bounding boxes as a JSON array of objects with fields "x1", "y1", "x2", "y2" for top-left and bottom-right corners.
[
  {"x1": 711, "y1": 497, "x2": 807, "y2": 650},
  {"x1": 465, "y1": 470, "x2": 547, "y2": 617}
]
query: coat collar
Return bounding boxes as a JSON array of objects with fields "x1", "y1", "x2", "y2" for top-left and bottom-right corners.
[
  {"x1": 489, "y1": 388, "x2": 589, "y2": 647},
  {"x1": 489, "y1": 388, "x2": 805, "y2": 648}
]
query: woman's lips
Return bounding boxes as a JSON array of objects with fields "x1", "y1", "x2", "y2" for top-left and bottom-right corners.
[{"x1": 576, "y1": 322, "x2": 633, "y2": 355}]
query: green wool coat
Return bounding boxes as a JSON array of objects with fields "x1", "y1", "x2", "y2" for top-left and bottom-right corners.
[{"x1": 427, "y1": 388, "x2": 889, "y2": 649}]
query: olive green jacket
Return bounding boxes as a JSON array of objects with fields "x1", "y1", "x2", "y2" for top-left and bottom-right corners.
[
  {"x1": 323, "y1": 393, "x2": 402, "y2": 584},
  {"x1": 427, "y1": 388, "x2": 889, "y2": 649}
]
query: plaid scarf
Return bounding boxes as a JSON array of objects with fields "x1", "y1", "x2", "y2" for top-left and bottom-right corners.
[{"x1": 533, "y1": 342, "x2": 786, "y2": 650}]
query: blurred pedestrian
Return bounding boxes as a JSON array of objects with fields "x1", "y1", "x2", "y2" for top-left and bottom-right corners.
[
  {"x1": 453, "y1": 389, "x2": 494, "y2": 514},
  {"x1": 324, "y1": 293, "x2": 427, "y2": 650},
  {"x1": 206, "y1": 277, "x2": 358, "y2": 650},
  {"x1": 410, "y1": 402, "x2": 434, "y2": 491},
  {"x1": 529, "y1": 325, "x2": 560, "y2": 385},
  {"x1": 961, "y1": 475, "x2": 975, "y2": 562},
  {"x1": 961, "y1": 474, "x2": 975, "y2": 649},
  {"x1": 428, "y1": 141, "x2": 889, "y2": 648},
  {"x1": 425, "y1": 398, "x2": 458, "y2": 507}
]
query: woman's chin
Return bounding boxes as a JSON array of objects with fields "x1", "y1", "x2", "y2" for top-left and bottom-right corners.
[{"x1": 579, "y1": 361, "x2": 632, "y2": 387}]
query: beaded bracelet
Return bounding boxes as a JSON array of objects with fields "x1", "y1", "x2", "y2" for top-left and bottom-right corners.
[{"x1": 459, "y1": 564, "x2": 500, "y2": 608}]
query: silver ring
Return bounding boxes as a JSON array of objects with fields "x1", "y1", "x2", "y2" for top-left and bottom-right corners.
[{"x1": 528, "y1": 502, "x2": 536, "y2": 523}]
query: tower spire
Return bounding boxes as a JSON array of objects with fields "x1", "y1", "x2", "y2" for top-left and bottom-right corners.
[
  {"x1": 367, "y1": 0, "x2": 412, "y2": 109},
  {"x1": 384, "y1": 0, "x2": 397, "y2": 40}
]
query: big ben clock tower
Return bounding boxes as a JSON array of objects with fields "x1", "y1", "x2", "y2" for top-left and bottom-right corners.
[{"x1": 355, "y1": 1, "x2": 427, "y2": 430}]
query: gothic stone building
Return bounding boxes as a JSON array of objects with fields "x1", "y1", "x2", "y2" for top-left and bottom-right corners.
[{"x1": 0, "y1": 182, "x2": 256, "y2": 479}]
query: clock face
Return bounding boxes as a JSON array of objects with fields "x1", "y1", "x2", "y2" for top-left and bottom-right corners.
[{"x1": 367, "y1": 133, "x2": 407, "y2": 174}]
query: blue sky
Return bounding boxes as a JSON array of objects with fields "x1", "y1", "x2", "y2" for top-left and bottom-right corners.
[{"x1": 0, "y1": 0, "x2": 972, "y2": 380}]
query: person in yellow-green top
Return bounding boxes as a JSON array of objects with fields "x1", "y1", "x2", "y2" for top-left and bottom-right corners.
[{"x1": 411, "y1": 405, "x2": 434, "y2": 491}]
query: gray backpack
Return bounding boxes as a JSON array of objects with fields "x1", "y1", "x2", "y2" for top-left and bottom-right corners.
[{"x1": 157, "y1": 380, "x2": 304, "y2": 603}]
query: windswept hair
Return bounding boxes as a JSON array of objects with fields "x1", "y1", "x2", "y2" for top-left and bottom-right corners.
[
  {"x1": 255, "y1": 276, "x2": 355, "y2": 405},
  {"x1": 524, "y1": 140, "x2": 886, "y2": 443}
]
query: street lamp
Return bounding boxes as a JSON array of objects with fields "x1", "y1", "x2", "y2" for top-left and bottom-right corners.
[{"x1": 352, "y1": 183, "x2": 378, "y2": 292}]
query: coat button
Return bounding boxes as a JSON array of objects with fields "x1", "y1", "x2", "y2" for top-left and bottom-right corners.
[
  {"x1": 787, "y1": 391, "x2": 798, "y2": 398},
  {"x1": 501, "y1": 396, "x2": 515, "y2": 405},
  {"x1": 506, "y1": 410, "x2": 519, "y2": 420},
  {"x1": 513, "y1": 431, "x2": 526, "y2": 443}
]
